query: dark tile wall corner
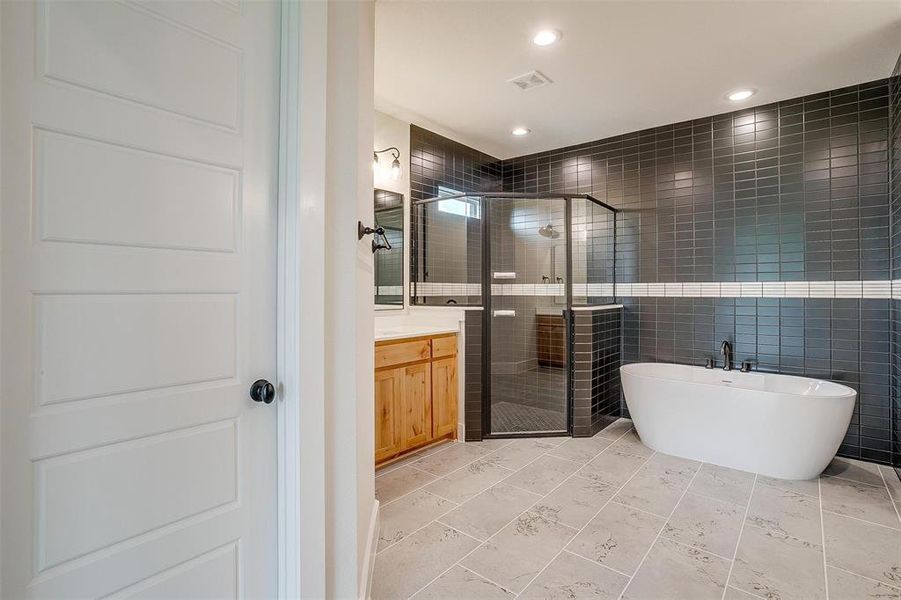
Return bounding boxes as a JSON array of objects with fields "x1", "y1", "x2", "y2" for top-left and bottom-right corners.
[
  {"x1": 410, "y1": 125, "x2": 502, "y2": 306},
  {"x1": 890, "y1": 51, "x2": 901, "y2": 468},
  {"x1": 572, "y1": 309, "x2": 622, "y2": 437}
]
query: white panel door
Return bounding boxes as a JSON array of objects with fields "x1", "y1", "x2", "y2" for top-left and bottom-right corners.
[{"x1": 1, "y1": 1, "x2": 280, "y2": 597}]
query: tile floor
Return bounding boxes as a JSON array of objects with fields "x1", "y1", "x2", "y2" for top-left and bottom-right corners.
[{"x1": 372, "y1": 419, "x2": 901, "y2": 600}]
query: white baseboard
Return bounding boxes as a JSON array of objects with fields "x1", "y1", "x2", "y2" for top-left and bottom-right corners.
[{"x1": 359, "y1": 499, "x2": 380, "y2": 599}]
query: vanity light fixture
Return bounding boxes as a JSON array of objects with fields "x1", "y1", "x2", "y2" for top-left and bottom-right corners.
[
  {"x1": 373, "y1": 147, "x2": 402, "y2": 180},
  {"x1": 511, "y1": 127, "x2": 531, "y2": 136},
  {"x1": 726, "y1": 89, "x2": 756, "y2": 102},
  {"x1": 532, "y1": 29, "x2": 560, "y2": 46}
]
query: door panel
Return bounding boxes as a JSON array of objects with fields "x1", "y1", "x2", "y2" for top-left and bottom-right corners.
[
  {"x1": 432, "y1": 356, "x2": 458, "y2": 438},
  {"x1": 374, "y1": 368, "x2": 402, "y2": 462},
  {"x1": 487, "y1": 196, "x2": 570, "y2": 435},
  {"x1": 1, "y1": 1, "x2": 280, "y2": 597},
  {"x1": 401, "y1": 363, "x2": 432, "y2": 449}
]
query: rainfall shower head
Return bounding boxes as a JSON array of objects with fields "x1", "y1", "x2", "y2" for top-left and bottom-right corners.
[{"x1": 538, "y1": 223, "x2": 559, "y2": 239}]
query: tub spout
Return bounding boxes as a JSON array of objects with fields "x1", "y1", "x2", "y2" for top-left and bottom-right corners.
[{"x1": 721, "y1": 341, "x2": 733, "y2": 371}]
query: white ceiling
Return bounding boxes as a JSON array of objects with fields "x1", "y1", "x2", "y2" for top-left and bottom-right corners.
[{"x1": 375, "y1": 1, "x2": 901, "y2": 159}]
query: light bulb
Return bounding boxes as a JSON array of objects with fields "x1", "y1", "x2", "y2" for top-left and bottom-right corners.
[
  {"x1": 727, "y1": 89, "x2": 755, "y2": 102},
  {"x1": 532, "y1": 30, "x2": 560, "y2": 46}
]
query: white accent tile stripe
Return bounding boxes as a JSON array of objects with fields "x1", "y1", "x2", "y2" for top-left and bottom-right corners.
[{"x1": 411, "y1": 280, "x2": 901, "y2": 299}]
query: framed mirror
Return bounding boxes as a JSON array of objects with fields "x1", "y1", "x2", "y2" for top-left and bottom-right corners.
[{"x1": 374, "y1": 189, "x2": 404, "y2": 307}]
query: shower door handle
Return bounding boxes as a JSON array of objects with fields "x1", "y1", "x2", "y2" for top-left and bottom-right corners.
[{"x1": 493, "y1": 310, "x2": 516, "y2": 317}]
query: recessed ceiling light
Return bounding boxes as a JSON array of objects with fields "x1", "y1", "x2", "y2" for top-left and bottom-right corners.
[
  {"x1": 532, "y1": 30, "x2": 560, "y2": 46},
  {"x1": 511, "y1": 127, "x2": 531, "y2": 136},
  {"x1": 727, "y1": 89, "x2": 756, "y2": 102}
]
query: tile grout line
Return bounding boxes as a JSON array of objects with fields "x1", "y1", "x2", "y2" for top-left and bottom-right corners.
[
  {"x1": 376, "y1": 438, "x2": 462, "y2": 478},
  {"x1": 455, "y1": 563, "x2": 519, "y2": 597},
  {"x1": 819, "y1": 476, "x2": 829, "y2": 600},
  {"x1": 828, "y1": 563, "x2": 901, "y2": 592},
  {"x1": 614, "y1": 460, "x2": 704, "y2": 600},
  {"x1": 653, "y1": 534, "x2": 736, "y2": 564},
  {"x1": 560, "y1": 549, "x2": 632, "y2": 579},
  {"x1": 402, "y1": 425, "x2": 639, "y2": 599},
  {"x1": 820, "y1": 508, "x2": 901, "y2": 532},
  {"x1": 877, "y1": 462, "x2": 901, "y2": 527},
  {"x1": 375, "y1": 494, "x2": 462, "y2": 555},
  {"x1": 378, "y1": 440, "x2": 515, "y2": 508},
  {"x1": 721, "y1": 473, "x2": 758, "y2": 600},
  {"x1": 509, "y1": 447, "x2": 661, "y2": 597}
]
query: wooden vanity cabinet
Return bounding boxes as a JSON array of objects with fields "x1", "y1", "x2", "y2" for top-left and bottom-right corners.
[{"x1": 374, "y1": 333, "x2": 457, "y2": 465}]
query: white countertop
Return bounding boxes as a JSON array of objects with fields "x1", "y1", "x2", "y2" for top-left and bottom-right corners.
[{"x1": 374, "y1": 325, "x2": 460, "y2": 342}]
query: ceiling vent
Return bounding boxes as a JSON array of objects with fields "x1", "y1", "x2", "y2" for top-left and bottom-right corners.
[{"x1": 507, "y1": 70, "x2": 553, "y2": 91}]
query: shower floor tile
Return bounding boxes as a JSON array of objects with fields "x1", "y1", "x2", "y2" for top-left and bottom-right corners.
[
  {"x1": 373, "y1": 420, "x2": 901, "y2": 600},
  {"x1": 490, "y1": 401, "x2": 566, "y2": 433}
]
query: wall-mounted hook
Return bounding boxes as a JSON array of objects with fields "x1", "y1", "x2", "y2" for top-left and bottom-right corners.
[{"x1": 358, "y1": 221, "x2": 392, "y2": 253}]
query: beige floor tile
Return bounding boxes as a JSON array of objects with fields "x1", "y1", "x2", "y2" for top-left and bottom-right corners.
[
  {"x1": 439, "y1": 482, "x2": 541, "y2": 540},
  {"x1": 824, "y1": 457, "x2": 886, "y2": 487},
  {"x1": 821, "y1": 476, "x2": 901, "y2": 529},
  {"x1": 423, "y1": 458, "x2": 514, "y2": 504},
  {"x1": 567, "y1": 502, "x2": 665, "y2": 576},
  {"x1": 519, "y1": 551, "x2": 629, "y2": 600},
  {"x1": 376, "y1": 440, "x2": 454, "y2": 476},
  {"x1": 745, "y1": 478, "x2": 823, "y2": 545},
  {"x1": 827, "y1": 566, "x2": 901, "y2": 600},
  {"x1": 723, "y1": 586, "x2": 761, "y2": 600},
  {"x1": 689, "y1": 463, "x2": 756, "y2": 506},
  {"x1": 730, "y1": 523, "x2": 825, "y2": 600},
  {"x1": 577, "y1": 449, "x2": 649, "y2": 487},
  {"x1": 376, "y1": 466, "x2": 438, "y2": 504},
  {"x1": 824, "y1": 511, "x2": 901, "y2": 588},
  {"x1": 371, "y1": 522, "x2": 480, "y2": 600},
  {"x1": 484, "y1": 438, "x2": 559, "y2": 471},
  {"x1": 460, "y1": 511, "x2": 578, "y2": 593},
  {"x1": 547, "y1": 436, "x2": 615, "y2": 464},
  {"x1": 531, "y1": 476, "x2": 618, "y2": 528},
  {"x1": 412, "y1": 565, "x2": 515, "y2": 600},
  {"x1": 412, "y1": 443, "x2": 491, "y2": 477},
  {"x1": 594, "y1": 418, "x2": 633, "y2": 440},
  {"x1": 756, "y1": 474, "x2": 819, "y2": 498},
  {"x1": 662, "y1": 492, "x2": 745, "y2": 557},
  {"x1": 881, "y1": 465, "x2": 901, "y2": 501},
  {"x1": 378, "y1": 490, "x2": 457, "y2": 551},
  {"x1": 467, "y1": 438, "x2": 515, "y2": 452},
  {"x1": 623, "y1": 537, "x2": 731, "y2": 600},
  {"x1": 613, "y1": 455, "x2": 699, "y2": 517},
  {"x1": 607, "y1": 430, "x2": 654, "y2": 458},
  {"x1": 503, "y1": 455, "x2": 581, "y2": 495}
]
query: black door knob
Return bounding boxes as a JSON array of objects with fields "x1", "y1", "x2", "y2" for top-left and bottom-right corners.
[{"x1": 250, "y1": 379, "x2": 276, "y2": 404}]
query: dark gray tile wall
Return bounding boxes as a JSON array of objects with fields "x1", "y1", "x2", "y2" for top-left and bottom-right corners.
[
  {"x1": 410, "y1": 125, "x2": 501, "y2": 305},
  {"x1": 504, "y1": 80, "x2": 894, "y2": 464},
  {"x1": 572, "y1": 309, "x2": 622, "y2": 437},
  {"x1": 891, "y1": 53, "x2": 901, "y2": 469},
  {"x1": 464, "y1": 310, "x2": 483, "y2": 441}
]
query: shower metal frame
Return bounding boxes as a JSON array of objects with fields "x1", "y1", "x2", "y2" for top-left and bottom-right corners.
[{"x1": 411, "y1": 192, "x2": 617, "y2": 439}]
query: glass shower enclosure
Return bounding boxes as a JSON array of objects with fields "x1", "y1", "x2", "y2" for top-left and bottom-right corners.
[{"x1": 411, "y1": 193, "x2": 616, "y2": 437}]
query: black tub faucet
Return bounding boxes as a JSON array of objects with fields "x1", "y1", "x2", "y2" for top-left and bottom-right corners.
[{"x1": 721, "y1": 340, "x2": 733, "y2": 371}]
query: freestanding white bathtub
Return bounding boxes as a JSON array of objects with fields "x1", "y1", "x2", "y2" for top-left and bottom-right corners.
[{"x1": 620, "y1": 362, "x2": 857, "y2": 480}]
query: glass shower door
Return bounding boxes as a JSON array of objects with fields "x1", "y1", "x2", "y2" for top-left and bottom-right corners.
[{"x1": 487, "y1": 196, "x2": 569, "y2": 435}]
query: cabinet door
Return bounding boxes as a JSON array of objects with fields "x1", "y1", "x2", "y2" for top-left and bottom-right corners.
[
  {"x1": 432, "y1": 356, "x2": 458, "y2": 439},
  {"x1": 401, "y1": 362, "x2": 432, "y2": 450},
  {"x1": 374, "y1": 368, "x2": 402, "y2": 463}
]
